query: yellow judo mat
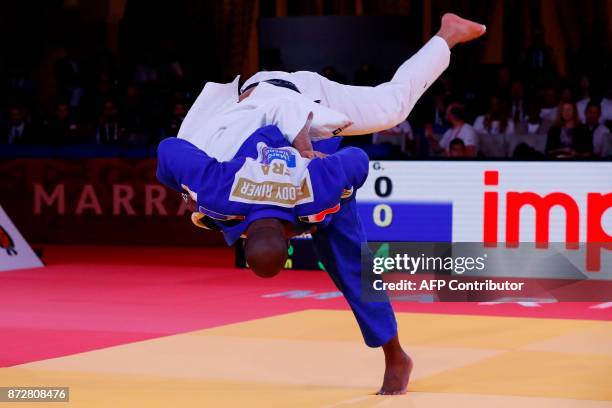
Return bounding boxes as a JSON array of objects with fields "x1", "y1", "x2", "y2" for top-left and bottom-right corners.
[{"x1": 1, "y1": 310, "x2": 611, "y2": 407}]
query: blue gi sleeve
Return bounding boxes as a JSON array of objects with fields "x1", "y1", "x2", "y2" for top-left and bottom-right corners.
[
  {"x1": 156, "y1": 137, "x2": 220, "y2": 193},
  {"x1": 332, "y1": 146, "x2": 370, "y2": 189}
]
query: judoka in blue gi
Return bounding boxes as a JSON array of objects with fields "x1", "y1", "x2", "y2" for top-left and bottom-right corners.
[{"x1": 157, "y1": 14, "x2": 486, "y2": 395}]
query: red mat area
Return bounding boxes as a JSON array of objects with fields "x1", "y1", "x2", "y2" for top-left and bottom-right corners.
[{"x1": 1, "y1": 245, "x2": 610, "y2": 367}]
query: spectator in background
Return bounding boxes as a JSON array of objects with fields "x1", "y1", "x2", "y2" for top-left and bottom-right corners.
[
  {"x1": 95, "y1": 100, "x2": 124, "y2": 144},
  {"x1": 2, "y1": 105, "x2": 37, "y2": 145},
  {"x1": 45, "y1": 102, "x2": 83, "y2": 145},
  {"x1": 121, "y1": 84, "x2": 150, "y2": 145},
  {"x1": 516, "y1": 100, "x2": 553, "y2": 136},
  {"x1": 134, "y1": 52, "x2": 160, "y2": 86},
  {"x1": 602, "y1": 83, "x2": 612, "y2": 126},
  {"x1": 576, "y1": 75, "x2": 592, "y2": 123},
  {"x1": 509, "y1": 80, "x2": 526, "y2": 124},
  {"x1": 540, "y1": 86, "x2": 559, "y2": 122},
  {"x1": 54, "y1": 46, "x2": 85, "y2": 109},
  {"x1": 474, "y1": 96, "x2": 513, "y2": 158},
  {"x1": 577, "y1": 102, "x2": 610, "y2": 158},
  {"x1": 4, "y1": 62, "x2": 35, "y2": 103},
  {"x1": 474, "y1": 95, "x2": 515, "y2": 136},
  {"x1": 411, "y1": 86, "x2": 449, "y2": 136},
  {"x1": 428, "y1": 104, "x2": 477, "y2": 157},
  {"x1": 522, "y1": 27, "x2": 557, "y2": 82},
  {"x1": 448, "y1": 138, "x2": 468, "y2": 158},
  {"x1": 372, "y1": 119, "x2": 415, "y2": 158},
  {"x1": 511, "y1": 101, "x2": 552, "y2": 157},
  {"x1": 546, "y1": 102, "x2": 589, "y2": 158},
  {"x1": 82, "y1": 71, "x2": 119, "y2": 121},
  {"x1": 431, "y1": 93, "x2": 449, "y2": 131},
  {"x1": 161, "y1": 100, "x2": 188, "y2": 138}
]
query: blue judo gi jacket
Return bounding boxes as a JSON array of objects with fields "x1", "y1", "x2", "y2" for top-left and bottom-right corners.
[{"x1": 156, "y1": 125, "x2": 397, "y2": 348}]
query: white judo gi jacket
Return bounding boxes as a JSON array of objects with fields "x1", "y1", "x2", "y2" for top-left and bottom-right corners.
[{"x1": 178, "y1": 36, "x2": 450, "y2": 162}]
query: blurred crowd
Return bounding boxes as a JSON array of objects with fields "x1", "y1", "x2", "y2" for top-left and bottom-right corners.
[
  {"x1": 365, "y1": 69, "x2": 612, "y2": 160},
  {"x1": 1, "y1": 41, "x2": 194, "y2": 148},
  {"x1": 2, "y1": 39, "x2": 611, "y2": 160}
]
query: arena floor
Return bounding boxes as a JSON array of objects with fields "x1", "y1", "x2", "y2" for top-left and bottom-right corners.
[{"x1": 1, "y1": 246, "x2": 611, "y2": 407}]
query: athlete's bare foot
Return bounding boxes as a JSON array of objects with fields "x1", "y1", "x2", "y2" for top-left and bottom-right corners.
[
  {"x1": 377, "y1": 335, "x2": 413, "y2": 395},
  {"x1": 436, "y1": 13, "x2": 486, "y2": 48}
]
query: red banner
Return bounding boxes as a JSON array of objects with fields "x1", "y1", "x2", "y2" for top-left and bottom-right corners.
[{"x1": 0, "y1": 159, "x2": 225, "y2": 246}]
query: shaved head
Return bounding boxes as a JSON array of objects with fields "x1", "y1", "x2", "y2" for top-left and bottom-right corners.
[{"x1": 244, "y1": 219, "x2": 288, "y2": 278}]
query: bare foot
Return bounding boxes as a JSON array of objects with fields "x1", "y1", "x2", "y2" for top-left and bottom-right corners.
[
  {"x1": 377, "y1": 335, "x2": 413, "y2": 395},
  {"x1": 436, "y1": 13, "x2": 486, "y2": 48}
]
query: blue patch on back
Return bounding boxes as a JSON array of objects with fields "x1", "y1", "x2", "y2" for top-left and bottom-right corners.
[{"x1": 262, "y1": 146, "x2": 297, "y2": 168}]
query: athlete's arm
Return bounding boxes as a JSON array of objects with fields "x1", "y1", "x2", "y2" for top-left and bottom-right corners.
[{"x1": 156, "y1": 137, "x2": 219, "y2": 193}]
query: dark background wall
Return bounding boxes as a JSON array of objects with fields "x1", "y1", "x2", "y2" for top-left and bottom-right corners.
[
  {"x1": 258, "y1": 16, "x2": 419, "y2": 82},
  {"x1": 1, "y1": 0, "x2": 610, "y2": 84}
]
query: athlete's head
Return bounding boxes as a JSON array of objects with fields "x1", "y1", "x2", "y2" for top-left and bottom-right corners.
[{"x1": 244, "y1": 218, "x2": 288, "y2": 278}]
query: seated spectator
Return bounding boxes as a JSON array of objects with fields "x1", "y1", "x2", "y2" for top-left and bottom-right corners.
[
  {"x1": 474, "y1": 96, "x2": 514, "y2": 157},
  {"x1": 602, "y1": 86, "x2": 612, "y2": 127},
  {"x1": 4, "y1": 63, "x2": 35, "y2": 103},
  {"x1": 474, "y1": 95, "x2": 515, "y2": 136},
  {"x1": 121, "y1": 84, "x2": 151, "y2": 145},
  {"x1": 510, "y1": 101, "x2": 551, "y2": 156},
  {"x1": 521, "y1": 27, "x2": 557, "y2": 82},
  {"x1": 427, "y1": 104, "x2": 477, "y2": 157},
  {"x1": 95, "y1": 100, "x2": 124, "y2": 144},
  {"x1": 55, "y1": 46, "x2": 85, "y2": 109},
  {"x1": 575, "y1": 74, "x2": 592, "y2": 124},
  {"x1": 517, "y1": 100, "x2": 553, "y2": 134},
  {"x1": 411, "y1": 85, "x2": 449, "y2": 136},
  {"x1": 577, "y1": 102, "x2": 611, "y2": 158},
  {"x1": 1, "y1": 105, "x2": 38, "y2": 145},
  {"x1": 161, "y1": 101, "x2": 188, "y2": 138},
  {"x1": 372, "y1": 119, "x2": 415, "y2": 158},
  {"x1": 82, "y1": 71, "x2": 120, "y2": 120},
  {"x1": 539, "y1": 85, "x2": 559, "y2": 121},
  {"x1": 448, "y1": 138, "x2": 468, "y2": 158},
  {"x1": 546, "y1": 102, "x2": 590, "y2": 158},
  {"x1": 134, "y1": 52, "x2": 160, "y2": 86},
  {"x1": 509, "y1": 80, "x2": 526, "y2": 124},
  {"x1": 45, "y1": 102, "x2": 84, "y2": 144}
]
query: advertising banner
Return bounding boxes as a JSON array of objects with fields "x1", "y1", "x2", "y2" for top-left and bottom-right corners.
[{"x1": 0, "y1": 159, "x2": 224, "y2": 246}]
